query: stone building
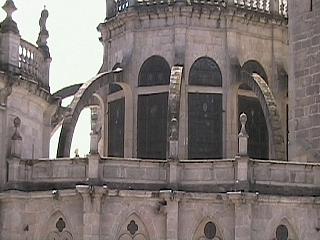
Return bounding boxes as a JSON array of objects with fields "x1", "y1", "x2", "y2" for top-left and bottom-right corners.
[{"x1": 0, "y1": 0, "x2": 319, "y2": 239}]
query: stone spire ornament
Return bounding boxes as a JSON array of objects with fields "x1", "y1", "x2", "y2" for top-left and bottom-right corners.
[
  {"x1": 0, "y1": 0, "x2": 19, "y2": 34},
  {"x1": 238, "y1": 112, "x2": 249, "y2": 156},
  {"x1": 37, "y1": 6, "x2": 50, "y2": 58}
]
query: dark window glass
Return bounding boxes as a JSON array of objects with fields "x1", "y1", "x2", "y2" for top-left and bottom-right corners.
[
  {"x1": 108, "y1": 98, "x2": 125, "y2": 157},
  {"x1": 238, "y1": 96, "x2": 269, "y2": 159},
  {"x1": 276, "y1": 225, "x2": 288, "y2": 240},
  {"x1": 188, "y1": 93, "x2": 223, "y2": 159},
  {"x1": 137, "y1": 93, "x2": 168, "y2": 159},
  {"x1": 240, "y1": 60, "x2": 268, "y2": 90},
  {"x1": 109, "y1": 83, "x2": 122, "y2": 94},
  {"x1": 138, "y1": 56, "x2": 171, "y2": 86},
  {"x1": 189, "y1": 57, "x2": 222, "y2": 86},
  {"x1": 204, "y1": 222, "x2": 216, "y2": 239}
]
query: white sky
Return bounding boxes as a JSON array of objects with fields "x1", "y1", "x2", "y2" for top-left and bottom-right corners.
[{"x1": 0, "y1": 0, "x2": 106, "y2": 158}]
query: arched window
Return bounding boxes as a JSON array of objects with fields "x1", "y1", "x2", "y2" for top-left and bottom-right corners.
[
  {"x1": 189, "y1": 57, "x2": 222, "y2": 86},
  {"x1": 137, "y1": 56, "x2": 170, "y2": 159},
  {"x1": 193, "y1": 220, "x2": 223, "y2": 240},
  {"x1": 238, "y1": 92, "x2": 269, "y2": 159},
  {"x1": 276, "y1": 225, "x2": 288, "y2": 240},
  {"x1": 188, "y1": 57, "x2": 223, "y2": 159},
  {"x1": 138, "y1": 55, "x2": 170, "y2": 86},
  {"x1": 108, "y1": 96, "x2": 125, "y2": 157},
  {"x1": 238, "y1": 60, "x2": 269, "y2": 159},
  {"x1": 273, "y1": 221, "x2": 298, "y2": 240}
]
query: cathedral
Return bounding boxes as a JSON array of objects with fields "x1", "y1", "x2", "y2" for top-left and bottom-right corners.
[{"x1": 0, "y1": 0, "x2": 319, "y2": 239}]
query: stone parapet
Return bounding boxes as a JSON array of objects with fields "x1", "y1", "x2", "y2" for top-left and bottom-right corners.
[{"x1": 5, "y1": 155, "x2": 320, "y2": 196}]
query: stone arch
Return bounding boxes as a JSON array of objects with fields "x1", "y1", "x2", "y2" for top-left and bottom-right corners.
[
  {"x1": 38, "y1": 210, "x2": 75, "y2": 240},
  {"x1": 138, "y1": 55, "x2": 171, "y2": 86},
  {"x1": 189, "y1": 56, "x2": 222, "y2": 86},
  {"x1": 238, "y1": 70, "x2": 285, "y2": 160},
  {"x1": 270, "y1": 218, "x2": 299, "y2": 240},
  {"x1": 57, "y1": 70, "x2": 121, "y2": 157},
  {"x1": 116, "y1": 213, "x2": 150, "y2": 240},
  {"x1": 192, "y1": 217, "x2": 224, "y2": 240}
]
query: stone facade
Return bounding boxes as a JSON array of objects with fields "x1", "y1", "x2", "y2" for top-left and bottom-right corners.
[
  {"x1": 289, "y1": 0, "x2": 320, "y2": 162},
  {"x1": 0, "y1": 0, "x2": 320, "y2": 240}
]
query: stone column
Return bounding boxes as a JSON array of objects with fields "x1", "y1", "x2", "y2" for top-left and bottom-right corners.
[
  {"x1": 77, "y1": 185, "x2": 107, "y2": 240},
  {"x1": 0, "y1": 105, "x2": 7, "y2": 186}
]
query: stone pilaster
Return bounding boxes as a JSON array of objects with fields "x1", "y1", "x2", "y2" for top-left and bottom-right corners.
[
  {"x1": 228, "y1": 192, "x2": 257, "y2": 240},
  {"x1": 77, "y1": 185, "x2": 107, "y2": 240},
  {"x1": 0, "y1": 0, "x2": 20, "y2": 73}
]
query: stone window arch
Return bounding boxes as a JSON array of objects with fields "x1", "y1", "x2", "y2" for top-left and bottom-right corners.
[
  {"x1": 138, "y1": 55, "x2": 170, "y2": 87},
  {"x1": 188, "y1": 56, "x2": 223, "y2": 159},
  {"x1": 238, "y1": 60, "x2": 269, "y2": 159},
  {"x1": 117, "y1": 213, "x2": 150, "y2": 240},
  {"x1": 137, "y1": 55, "x2": 170, "y2": 159},
  {"x1": 44, "y1": 216, "x2": 74, "y2": 240},
  {"x1": 193, "y1": 219, "x2": 223, "y2": 240},
  {"x1": 189, "y1": 57, "x2": 222, "y2": 86}
]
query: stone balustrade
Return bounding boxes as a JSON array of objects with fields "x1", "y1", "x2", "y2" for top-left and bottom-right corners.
[
  {"x1": 19, "y1": 39, "x2": 44, "y2": 82},
  {"x1": 6, "y1": 155, "x2": 320, "y2": 195},
  {"x1": 112, "y1": 0, "x2": 287, "y2": 17}
]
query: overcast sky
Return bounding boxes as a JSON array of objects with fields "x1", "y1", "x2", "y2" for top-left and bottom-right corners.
[{"x1": 0, "y1": 0, "x2": 106, "y2": 157}]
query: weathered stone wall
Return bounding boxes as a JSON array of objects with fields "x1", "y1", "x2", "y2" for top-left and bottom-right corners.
[
  {"x1": 0, "y1": 190, "x2": 319, "y2": 240},
  {"x1": 289, "y1": 0, "x2": 320, "y2": 161}
]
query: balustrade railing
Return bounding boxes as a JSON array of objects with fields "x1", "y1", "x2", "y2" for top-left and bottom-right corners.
[
  {"x1": 19, "y1": 39, "x2": 44, "y2": 82},
  {"x1": 113, "y1": 0, "x2": 287, "y2": 17}
]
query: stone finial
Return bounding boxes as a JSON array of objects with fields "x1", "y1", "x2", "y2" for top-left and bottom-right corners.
[
  {"x1": 238, "y1": 113, "x2": 249, "y2": 156},
  {"x1": 11, "y1": 116, "x2": 22, "y2": 158},
  {"x1": 36, "y1": 6, "x2": 50, "y2": 58},
  {"x1": 0, "y1": 0, "x2": 19, "y2": 34}
]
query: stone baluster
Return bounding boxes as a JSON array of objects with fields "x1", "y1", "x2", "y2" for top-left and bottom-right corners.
[
  {"x1": 0, "y1": 0, "x2": 20, "y2": 73},
  {"x1": 270, "y1": 0, "x2": 279, "y2": 14},
  {"x1": 226, "y1": 0, "x2": 236, "y2": 7}
]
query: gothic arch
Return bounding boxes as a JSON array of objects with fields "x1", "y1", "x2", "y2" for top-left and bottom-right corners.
[
  {"x1": 38, "y1": 210, "x2": 75, "y2": 240},
  {"x1": 116, "y1": 213, "x2": 150, "y2": 240},
  {"x1": 57, "y1": 71, "x2": 120, "y2": 157},
  {"x1": 192, "y1": 217, "x2": 224, "y2": 240},
  {"x1": 239, "y1": 70, "x2": 285, "y2": 160}
]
